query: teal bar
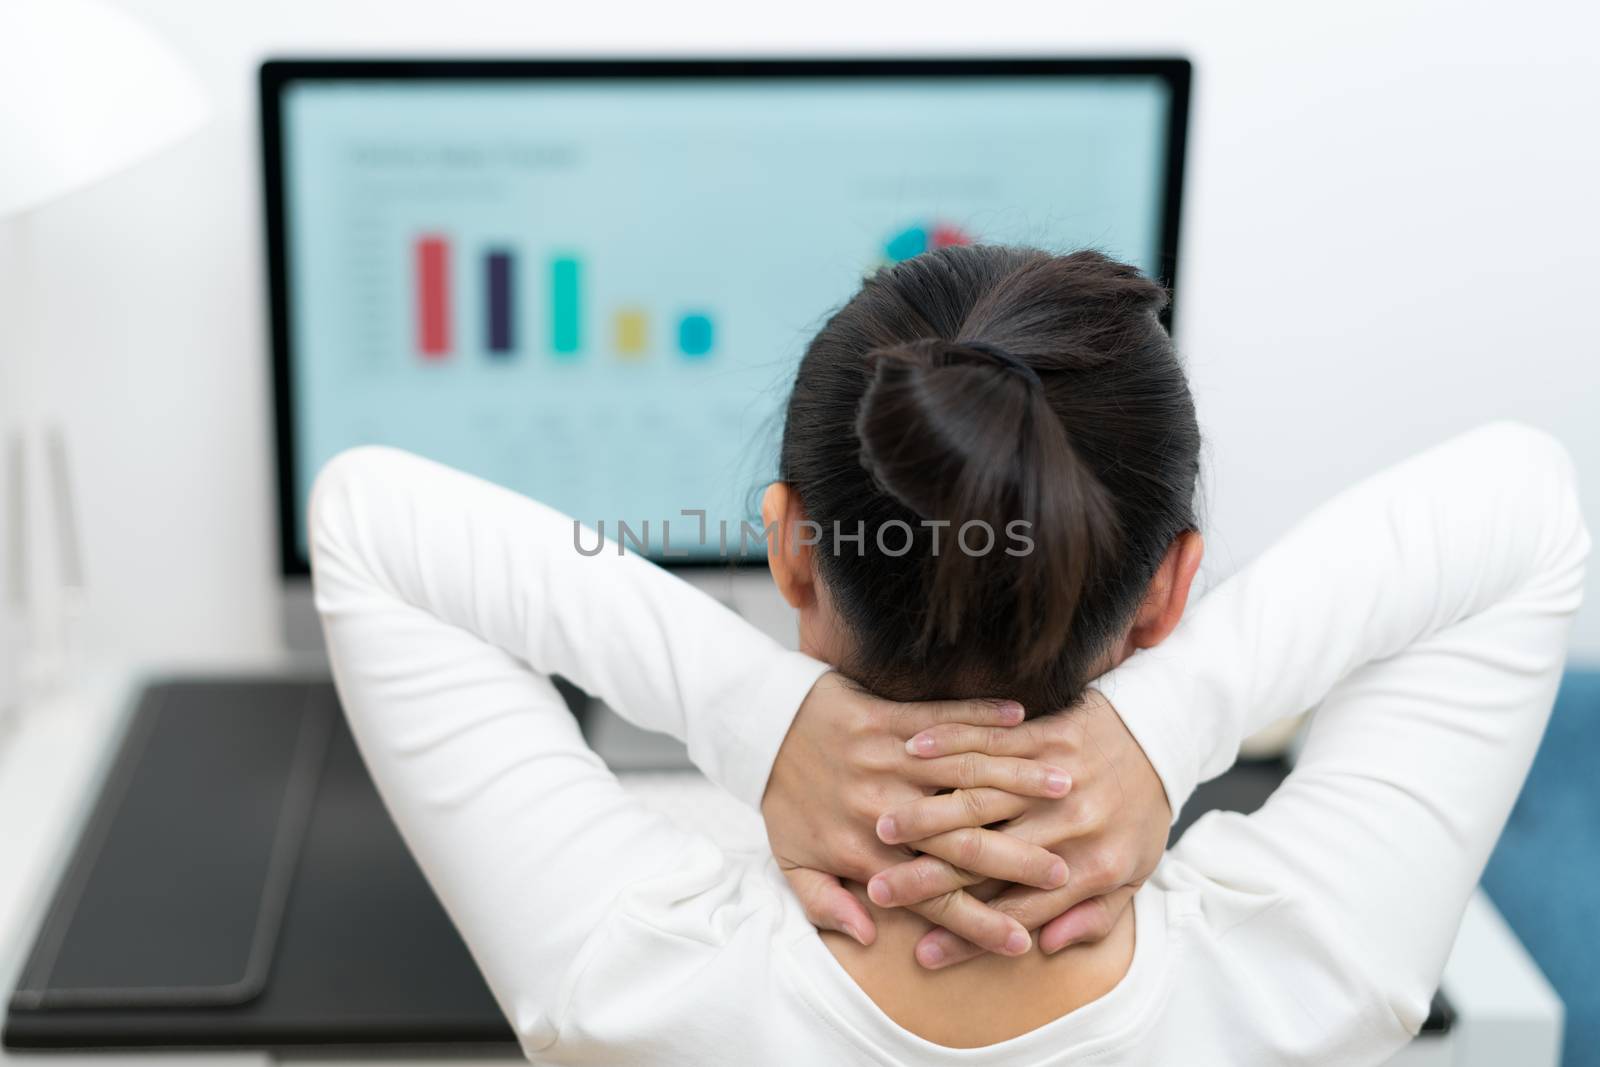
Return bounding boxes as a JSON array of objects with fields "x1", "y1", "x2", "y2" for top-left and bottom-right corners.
[
  {"x1": 677, "y1": 312, "x2": 714, "y2": 358},
  {"x1": 550, "y1": 256, "x2": 581, "y2": 355}
]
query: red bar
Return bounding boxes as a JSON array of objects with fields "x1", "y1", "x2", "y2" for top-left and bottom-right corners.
[{"x1": 416, "y1": 235, "x2": 451, "y2": 358}]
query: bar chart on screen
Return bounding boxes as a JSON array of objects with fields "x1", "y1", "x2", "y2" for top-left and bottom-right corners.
[
  {"x1": 407, "y1": 235, "x2": 718, "y2": 364},
  {"x1": 283, "y1": 77, "x2": 1175, "y2": 561}
]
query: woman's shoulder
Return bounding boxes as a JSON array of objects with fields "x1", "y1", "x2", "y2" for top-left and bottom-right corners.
[
  {"x1": 537, "y1": 845, "x2": 814, "y2": 1056},
  {"x1": 1151, "y1": 839, "x2": 1416, "y2": 1057}
]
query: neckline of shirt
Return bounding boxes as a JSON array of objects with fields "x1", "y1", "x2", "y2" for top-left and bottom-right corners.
[{"x1": 777, "y1": 881, "x2": 1187, "y2": 1066}]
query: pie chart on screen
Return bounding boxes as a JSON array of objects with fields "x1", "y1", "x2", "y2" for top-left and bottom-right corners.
[{"x1": 882, "y1": 220, "x2": 974, "y2": 264}]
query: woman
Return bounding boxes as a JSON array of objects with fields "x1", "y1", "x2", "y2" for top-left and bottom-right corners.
[{"x1": 310, "y1": 247, "x2": 1587, "y2": 1064}]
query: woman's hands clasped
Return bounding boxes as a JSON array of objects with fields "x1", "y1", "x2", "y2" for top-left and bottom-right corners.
[
  {"x1": 761, "y1": 674, "x2": 1074, "y2": 957},
  {"x1": 761, "y1": 675, "x2": 1171, "y2": 968}
]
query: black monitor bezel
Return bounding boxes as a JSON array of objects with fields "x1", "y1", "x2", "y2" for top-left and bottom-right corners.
[{"x1": 260, "y1": 56, "x2": 1192, "y2": 577}]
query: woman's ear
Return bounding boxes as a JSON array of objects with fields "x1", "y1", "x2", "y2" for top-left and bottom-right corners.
[
  {"x1": 762, "y1": 482, "x2": 818, "y2": 610},
  {"x1": 1126, "y1": 530, "x2": 1204, "y2": 652}
]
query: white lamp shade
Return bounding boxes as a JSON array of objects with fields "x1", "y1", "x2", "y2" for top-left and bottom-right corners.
[{"x1": 0, "y1": 0, "x2": 210, "y2": 218}]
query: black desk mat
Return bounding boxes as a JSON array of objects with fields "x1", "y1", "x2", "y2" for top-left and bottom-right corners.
[
  {"x1": 4, "y1": 677, "x2": 1449, "y2": 1048},
  {"x1": 12, "y1": 681, "x2": 326, "y2": 1011},
  {"x1": 5, "y1": 679, "x2": 513, "y2": 1049}
]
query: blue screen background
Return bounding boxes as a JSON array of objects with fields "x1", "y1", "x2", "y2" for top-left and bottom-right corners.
[{"x1": 282, "y1": 76, "x2": 1172, "y2": 560}]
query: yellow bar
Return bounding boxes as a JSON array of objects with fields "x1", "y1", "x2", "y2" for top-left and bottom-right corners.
[{"x1": 613, "y1": 307, "x2": 648, "y2": 357}]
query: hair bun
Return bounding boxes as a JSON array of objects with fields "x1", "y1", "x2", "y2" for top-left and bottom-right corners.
[
  {"x1": 856, "y1": 338, "x2": 1034, "y2": 519},
  {"x1": 856, "y1": 335, "x2": 1119, "y2": 670}
]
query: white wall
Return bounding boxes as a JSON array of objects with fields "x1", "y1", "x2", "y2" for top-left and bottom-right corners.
[{"x1": 3, "y1": 0, "x2": 1598, "y2": 669}]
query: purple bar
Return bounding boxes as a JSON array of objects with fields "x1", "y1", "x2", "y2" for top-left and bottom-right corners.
[{"x1": 485, "y1": 249, "x2": 514, "y2": 355}]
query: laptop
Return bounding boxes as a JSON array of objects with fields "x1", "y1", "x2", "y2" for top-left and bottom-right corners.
[{"x1": 262, "y1": 56, "x2": 1192, "y2": 767}]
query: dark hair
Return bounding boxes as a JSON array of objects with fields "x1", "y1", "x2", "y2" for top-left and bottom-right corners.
[{"x1": 778, "y1": 245, "x2": 1200, "y2": 713}]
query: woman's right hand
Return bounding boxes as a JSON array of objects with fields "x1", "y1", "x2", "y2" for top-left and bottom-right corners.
[{"x1": 762, "y1": 673, "x2": 1075, "y2": 955}]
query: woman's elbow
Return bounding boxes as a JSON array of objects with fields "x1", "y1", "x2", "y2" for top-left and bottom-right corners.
[
  {"x1": 307, "y1": 446, "x2": 406, "y2": 586},
  {"x1": 1473, "y1": 421, "x2": 1589, "y2": 589}
]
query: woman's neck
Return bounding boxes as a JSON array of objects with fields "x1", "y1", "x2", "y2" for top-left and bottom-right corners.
[{"x1": 820, "y1": 882, "x2": 1137, "y2": 1048}]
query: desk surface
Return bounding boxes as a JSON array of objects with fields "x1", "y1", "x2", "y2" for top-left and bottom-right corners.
[{"x1": 0, "y1": 668, "x2": 1565, "y2": 1066}]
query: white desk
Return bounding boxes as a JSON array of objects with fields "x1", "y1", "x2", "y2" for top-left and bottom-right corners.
[{"x1": 0, "y1": 671, "x2": 1565, "y2": 1066}]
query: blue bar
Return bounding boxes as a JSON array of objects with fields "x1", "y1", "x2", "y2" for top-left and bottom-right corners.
[
  {"x1": 485, "y1": 249, "x2": 514, "y2": 355},
  {"x1": 550, "y1": 256, "x2": 581, "y2": 355},
  {"x1": 677, "y1": 312, "x2": 714, "y2": 358}
]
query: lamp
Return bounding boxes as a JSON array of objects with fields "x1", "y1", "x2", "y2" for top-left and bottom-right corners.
[
  {"x1": 0, "y1": 0, "x2": 210, "y2": 216},
  {"x1": 0, "y1": 0, "x2": 210, "y2": 729}
]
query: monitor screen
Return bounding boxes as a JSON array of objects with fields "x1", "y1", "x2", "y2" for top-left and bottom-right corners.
[{"x1": 263, "y1": 60, "x2": 1189, "y2": 573}]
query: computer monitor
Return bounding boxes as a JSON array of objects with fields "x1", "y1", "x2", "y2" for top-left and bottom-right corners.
[{"x1": 261, "y1": 58, "x2": 1190, "y2": 588}]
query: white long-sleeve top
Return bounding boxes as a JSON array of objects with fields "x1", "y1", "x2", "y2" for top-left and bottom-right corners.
[{"x1": 310, "y1": 421, "x2": 1587, "y2": 1066}]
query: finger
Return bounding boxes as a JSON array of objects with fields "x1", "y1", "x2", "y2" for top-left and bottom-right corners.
[
  {"x1": 982, "y1": 805, "x2": 1100, "y2": 859},
  {"x1": 889, "y1": 697, "x2": 1024, "y2": 738},
  {"x1": 901, "y1": 753, "x2": 1071, "y2": 799},
  {"x1": 877, "y1": 788, "x2": 1030, "y2": 844},
  {"x1": 865, "y1": 854, "x2": 980, "y2": 908},
  {"x1": 913, "y1": 881, "x2": 1084, "y2": 969},
  {"x1": 905, "y1": 721, "x2": 1040, "y2": 759},
  {"x1": 1046, "y1": 839, "x2": 1134, "y2": 897},
  {"x1": 906, "y1": 890, "x2": 1030, "y2": 961},
  {"x1": 781, "y1": 867, "x2": 876, "y2": 947},
  {"x1": 1040, "y1": 886, "x2": 1137, "y2": 954},
  {"x1": 878, "y1": 830, "x2": 1067, "y2": 901}
]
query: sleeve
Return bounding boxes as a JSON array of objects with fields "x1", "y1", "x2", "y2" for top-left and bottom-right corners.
[
  {"x1": 312, "y1": 446, "x2": 827, "y2": 810},
  {"x1": 1095, "y1": 422, "x2": 1588, "y2": 1024},
  {"x1": 307, "y1": 446, "x2": 826, "y2": 1044}
]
